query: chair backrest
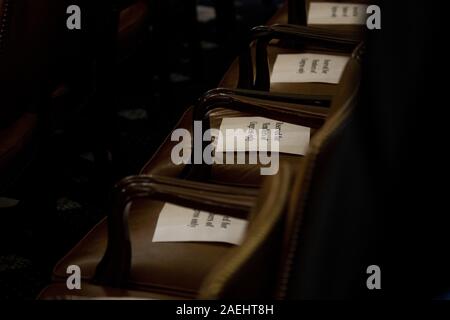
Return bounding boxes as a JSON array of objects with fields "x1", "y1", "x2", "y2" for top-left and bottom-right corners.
[
  {"x1": 276, "y1": 65, "x2": 373, "y2": 299},
  {"x1": 198, "y1": 163, "x2": 294, "y2": 299},
  {"x1": 198, "y1": 76, "x2": 360, "y2": 299}
]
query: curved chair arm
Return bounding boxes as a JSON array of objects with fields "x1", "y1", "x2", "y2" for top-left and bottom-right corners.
[
  {"x1": 252, "y1": 24, "x2": 363, "y2": 47},
  {"x1": 184, "y1": 88, "x2": 328, "y2": 180},
  {"x1": 94, "y1": 174, "x2": 258, "y2": 287},
  {"x1": 205, "y1": 87, "x2": 332, "y2": 108},
  {"x1": 239, "y1": 24, "x2": 365, "y2": 90},
  {"x1": 194, "y1": 88, "x2": 328, "y2": 131}
]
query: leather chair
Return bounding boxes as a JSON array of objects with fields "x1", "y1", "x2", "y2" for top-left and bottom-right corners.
[
  {"x1": 43, "y1": 163, "x2": 293, "y2": 299},
  {"x1": 39, "y1": 70, "x2": 358, "y2": 299},
  {"x1": 216, "y1": 1, "x2": 366, "y2": 94},
  {"x1": 38, "y1": 2, "x2": 366, "y2": 300},
  {"x1": 142, "y1": 89, "x2": 329, "y2": 187},
  {"x1": 223, "y1": 24, "x2": 364, "y2": 95},
  {"x1": 140, "y1": 26, "x2": 363, "y2": 187}
]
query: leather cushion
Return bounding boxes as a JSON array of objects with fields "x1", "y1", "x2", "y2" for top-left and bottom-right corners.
[
  {"x1": 52, "y1": 199, "x2": 234, "y2": 297},
  {"x1": 140, "y1": 106, "x2": 316, "y2": 187},
  {"x1": 142, "y1": 40, "x2": 359, "y2": 187},
  {"x1": 219, "y1": 42, "x2": 354, "y2": 97},
  {"x1": 38, "y1": 283, "x2": 183, "y2": 300}
]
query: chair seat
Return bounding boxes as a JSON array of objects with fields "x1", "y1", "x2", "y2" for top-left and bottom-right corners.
[
  {"x1": 52, "y1": 198, "x2": 235, "y2": 298},
  {"x1": 140, "y1": 106, "x2": 312, "y2": 187},
  {"x1": 38, "y1": 283, "x2": 183, "y2": 300},
  {"x1": 220, "y1": 41, "x2": 353, "y2": 95}
]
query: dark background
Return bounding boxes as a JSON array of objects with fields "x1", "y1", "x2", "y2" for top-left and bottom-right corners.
[{"x1": 1, "y1": 0, "x2": 449, "y2": 300}]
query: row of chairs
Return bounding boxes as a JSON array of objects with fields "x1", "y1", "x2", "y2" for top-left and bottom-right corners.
[{"x1": 1, "y1": 0, "x2": 370, "y2": 299}]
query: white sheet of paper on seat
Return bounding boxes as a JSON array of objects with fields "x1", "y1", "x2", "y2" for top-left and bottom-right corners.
[
  {"x1": 152, "y1": 203, "x2": 248, "y2": 245},
  {"x1": 270, "y1": 53, "x2": 349, "y2": 84},
  {"x1": 307, "y1": 2, "x2": 368, "y2": 25},
  {"x1": 215, "y1": 117, "x2": 310, "y2": 156}
]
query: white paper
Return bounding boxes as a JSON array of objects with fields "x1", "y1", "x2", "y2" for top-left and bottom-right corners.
[
  {"x1": 215, "y1": 117, "x2": 310, "y2": 156},
  {"x1": 271, "y1": 53, "x2": 349, "y2": 84},
  {"x1": 152, "y1": 203, "x2": 248, "y2": 245},
  {"x1": 307, "y1": 2, "x2": 368, "y2": 25}
]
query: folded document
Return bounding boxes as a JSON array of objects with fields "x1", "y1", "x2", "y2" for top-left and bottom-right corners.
[
  {"x1": 215, "y1": 117, "x2": 311, "y2": 156},
  {"x1": 153, "y1": 203, "x2": 248, "y2": 245}
]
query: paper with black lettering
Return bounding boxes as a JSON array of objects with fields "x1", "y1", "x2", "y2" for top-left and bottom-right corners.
[
  {"x1": 215, "y1": 117, "x2": 310, "y2": 155},
  {"x1": 270, "y1": 53, "x2": 349, "y2": 84},
  {"x1": 152, "y1": 203, "x2": 248, "y2": 245},
  {"x1": 307, "y1": 2, "x2": 368, "y2": 25}
]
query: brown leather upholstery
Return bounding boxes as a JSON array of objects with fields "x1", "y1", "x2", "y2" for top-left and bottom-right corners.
[
  {"x1": 46, "y1": 67, "x2": 359, "y2": 299},
  {"x1": 219, "y1": 1, "x2": 366, "y2": 91},
  {"x1": 220, "y1": 41, "x2": 361, "y2": 96},
  {"x1": 50, "y1": 164, "x2": 293, "y2": 299},
  {"x1": 277, "y1": 76, "x2": 358, "y2": 298},
  {"x1": 142, "y1": 92, "x2": 329, "y2": 187},
  {"x1": 41, "y1": 3, "x2": 362, "y2": 301},
  {"x1": 45, "y1": 83, "x2": 357, "y2": 300},
  {"x1": 38, "y1": 283, "x2": 182, "y2": 300},
  {"x1": 142, "y1": 27, "x2": 363, "y2": 187},
  {"x1": 220, "y1": 25, "x2": 363, "y2": 94},
  {"x1": 52, "y1": 199, "x2": 234, "y2": 298}
]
